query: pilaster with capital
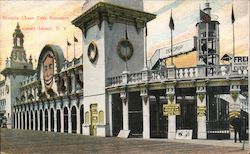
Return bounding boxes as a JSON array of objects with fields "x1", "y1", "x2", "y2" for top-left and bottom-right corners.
[
  {"x1": 166, "y1": 85, "x2": 176, "y2": 139},
  {"x1": 196, "y1": 84, "x2": 207, "y2": 139},
  {"x1": 140, "y1": 88, "x2": 150, "y2": 139},
  {"x1": 120, "y1": 91, "x2": 129, "y2": 130}
]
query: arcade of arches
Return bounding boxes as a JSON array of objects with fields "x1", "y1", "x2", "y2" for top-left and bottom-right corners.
[{"x1": 13, "y1": 105, "x2": 85, "y2": 134}]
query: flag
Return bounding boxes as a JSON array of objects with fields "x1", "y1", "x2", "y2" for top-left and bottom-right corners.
[
  {"x1": 231, "y1": 5, "x2": 235, "y2": 24},
  {"x1": 169, "y1": 11, "x2": 174, "y2": 30},
  {"x1": 74, "y1": 36, "x2": 78, "y2": 42},
  {"x1": 67, "y1": 41, "x2": 71, "y2": 46},
  {"x1": 200, "y1": 10, "x2": 211, "y2": 23},
  {"x1": 125, "y1": 27, "x2": 128, "y2": 40}
]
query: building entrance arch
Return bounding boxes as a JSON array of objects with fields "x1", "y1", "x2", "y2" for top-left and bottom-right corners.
[
  {"x1": 50, "y1": 109, "x2": 54, "y2": 131},
  {"x1": 35, "y1": 111, "x2": 38, "y2": 130},
  {"x1": 80, "y1": 105, "x2": 84, "y2": 134},
  {"x1": 56, "y1": 110, "x2": 61, "y2": 132},
  {"x1": 71, "y1": 106, "x2": 77, "y2": 133},
  {"x1": 45, "y1": 109, "x2": 48, "y2": 131},
  {"x1": 39, "y1": 110, "x2": 43, "y2": 131},
  {"x1": 26, "y1": 111, "x2": 29, "y2": 129},
  {"x1": 64, "y1": 107, "x2": 68, "y2": 133}
]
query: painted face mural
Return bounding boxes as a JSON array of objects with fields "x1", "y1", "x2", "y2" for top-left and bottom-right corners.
[{"x1": 43, "y1": 53, "x2": 54, "y2": 90}]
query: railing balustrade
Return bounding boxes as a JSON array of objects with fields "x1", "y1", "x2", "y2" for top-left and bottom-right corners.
[{"x1": 107, "y1": 64, "x2": 248, "y2": 86}]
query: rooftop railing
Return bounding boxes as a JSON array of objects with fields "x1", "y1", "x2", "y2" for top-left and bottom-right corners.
[{"x1": 107, "y1": 64, "x2": 248, "y2": 87}]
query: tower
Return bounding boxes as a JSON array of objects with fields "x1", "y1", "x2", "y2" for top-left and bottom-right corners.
[
  {"x1": 72, "y1": 1, "x2": 155, "y2": 136},
  {"x1": 1, "y1": 23, "x2": 35, "y2": 128},
  {"x1": 196, "y1": 2, "x2": 220, "y2": 67}
]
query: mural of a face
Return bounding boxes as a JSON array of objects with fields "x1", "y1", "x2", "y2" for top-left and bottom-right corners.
[{"x1": 43, "y1": 53, "x2": 54, "y2": 90}]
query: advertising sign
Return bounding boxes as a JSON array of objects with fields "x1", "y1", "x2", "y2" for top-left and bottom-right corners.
[
  {"x1": 232, "y1": 56, "x2": 248, "y2": 71},
  {"x1": 163, "y1": 104, "x2": 180, "y2": 116}
]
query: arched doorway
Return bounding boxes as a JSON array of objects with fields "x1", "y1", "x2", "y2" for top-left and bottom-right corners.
[
  {"x1": 56, "y1": 110, "x2": 61, "y2": 132},
  {"x1": 45, "y1": 109, "x2": 48, "y2": 131},
  {"x1": 35, "y1": 111, "x2": 38, "y2": 130},
  {"x1": 31, "y1": 111, "x2": 33, "y2": 130},
  {"x1": 80, "y1": 105, "x2": 84, "y2": 134},
  {"x1": 16, "y1": 113, "x2": 19, "y2": 129},
  {"x1": 71, "y1": 106, "x2": 77, "y2": 133},
  {"x1": 39, "y1": 110, "x2": 43, "y2": 131},
  {"x1": 26, "y1": 111, "x2": 29, "y2": 129},
  {"x1": 13, "y1": 113, "x2": 16, "y2": 129},
  {"x1": 64, "y1": 107, "x2": 68, "y2": 133},
  {"x1": 23, "y1": 112, "x2": 25, "y2": 129},
  {"x1": 51, "y1": 109, "x2": 54, "y2": 132},
  {"x1": 19, "y1": 112, "x2": 22, "y2": 129}
]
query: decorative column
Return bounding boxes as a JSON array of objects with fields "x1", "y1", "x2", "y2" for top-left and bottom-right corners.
[
  {"x1": 15, "y1": 112, "x2": 17, "y2": 129},
  {"x1": 108, "y1": 94, "x2": 113, "y2": 136},
  {"x1": 48, "y1": 109, "x2": 51, "y2": 132},
  {"x1": 196, "y1": 84, "x2": 207, "y2": 139},
  {"x1": 54, "y1": 110, "x2": 57, "y2": 132},
  {"x1": 141, "y1": 89, "x2": 150, "y2": 139},
  {"x1": 166, "y1": 85, "x2": 176, "y2": 139},
  {"x1": 24, "y1": 110, "x2": 27, "y2": 130},
  {"x1": 42, "y1": 110, "x2": 45, "y2": 131},
  {"x1": 68, "y1": 108, "x2": 72, "y2": 133},
  {"x1": 37, "y1": 110, "x2": 40, "y2": 131},
  {"x1": 76, "y1": 107, "x2": 80, "y2": 134},
  {"x1": 21, "y1": 111, "x2": 24, "y2": 129},
  {"x1": 229, "y1": 82, "x2": 241, "y2": 139},
  {"x1": 60, "y1": 109, "x2": 64, "y2": 133},
  {"x1": 33, "y1": 111, "x2": 36, "y2": 130},
  {"x1": 18, "y1": 111, "x2": 21, "y2": 129},
  {"x1": 120, "y1": 91, "x2": 129, "y2": 130},
  {"x1": 29, "y1": 111, "x2": 31, "y2": 130}
]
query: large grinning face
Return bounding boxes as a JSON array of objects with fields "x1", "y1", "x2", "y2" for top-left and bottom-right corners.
[{"x1": 43, "y1": 53, "x2": 54, "y2": 90}]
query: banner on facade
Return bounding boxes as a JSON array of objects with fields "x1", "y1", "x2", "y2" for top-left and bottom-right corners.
[
  {"x1": 232, "y1": 56, "x2": 248, "y2": 71},
  {"x1": 163, "y1": 104, "x2": 180, "y2": 116}
]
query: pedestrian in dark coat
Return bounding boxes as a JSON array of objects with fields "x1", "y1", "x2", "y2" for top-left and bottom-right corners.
[{"x1": 233, "y1": 116, "x2": 242, "y2": 143}]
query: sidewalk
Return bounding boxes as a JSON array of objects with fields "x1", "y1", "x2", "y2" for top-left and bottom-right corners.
[{"x1": 131, "y1": 138, "x2": 249, "y2": 149}]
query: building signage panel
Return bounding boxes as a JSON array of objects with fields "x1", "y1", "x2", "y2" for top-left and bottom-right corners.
[
  {"x1": 163, "y1": 104, "x2": 180, "y2": 116},
  {"x1": 176, "y1": 129, "x2": 193, "y2": 140},
  {"x1": 232, "y1": 56, "x2": 248, "y2": 71}
]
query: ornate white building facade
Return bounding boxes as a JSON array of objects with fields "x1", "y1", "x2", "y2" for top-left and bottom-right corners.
[{"x1": 0, "y1": 1, "x2": 248, "y2": 140}]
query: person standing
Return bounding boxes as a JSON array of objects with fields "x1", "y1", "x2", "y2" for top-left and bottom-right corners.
[{"x1": 233, "y1": 116, "x2": 242, "y2": 143}]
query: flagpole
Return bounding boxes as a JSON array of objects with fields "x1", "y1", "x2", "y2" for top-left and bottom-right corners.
[
  {"x1": 206, "y1": 22, "x2": 208, "y2": 66},
  {"x1": 67, "y1": 38, "x2": 68, "y2": 63},
  {"x1": 124, "y1": 24, "x2": 128, "y2": 72},
  {"x1": 144, "y1": 23, "x2": 148, "y2": 69},
  {"x1": 170, "y1": 10, "x2": 174, "y2": 66},
  {"x1": 171, "y1": 28, "x2": 173, "y2": 65},
  {"x1": 73, "y1": 33, "x2": 76, "y2": 60},
  {"x1": 233, "y1": 18, "x2": 235, "y2": 58}
]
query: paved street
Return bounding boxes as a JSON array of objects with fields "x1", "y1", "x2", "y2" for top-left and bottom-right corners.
[{"x1": 0, "y1": 128, "x2": 248, "y2": 154}]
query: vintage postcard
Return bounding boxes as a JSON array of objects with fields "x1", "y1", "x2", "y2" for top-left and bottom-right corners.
[{"x1": 0, "y1": 0, "x2": 249, "y2": 153}]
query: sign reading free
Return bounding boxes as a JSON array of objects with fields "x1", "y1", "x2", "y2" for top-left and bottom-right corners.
[
  {"x1": 232, "y1": 56, "x2": 248, "y2": 71},
  {"x1": 163, "y1": 104, "x2": 180, "y2": 116}
]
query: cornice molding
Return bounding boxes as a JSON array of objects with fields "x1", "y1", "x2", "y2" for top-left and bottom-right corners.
[{"x1": 72, "y1": 2, "x2": 156, "y2": 37}]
